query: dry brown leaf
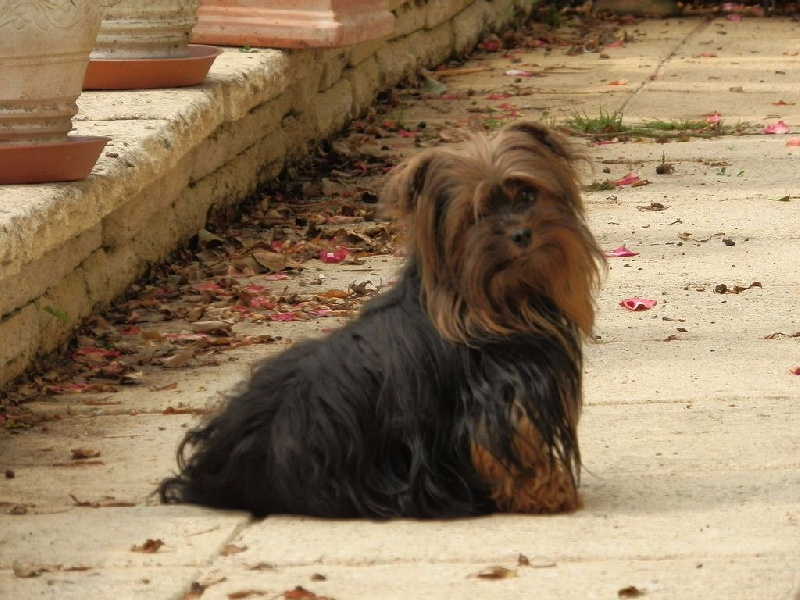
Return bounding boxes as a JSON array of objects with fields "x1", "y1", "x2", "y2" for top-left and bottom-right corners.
[
  {"x1": 228, "y1": 591, "x2": 269, "y2": 599},
  {"x1": 70, "y1": 447, "x2": 101, "y2": 460},
  {"x1": 191, "y1": 320, "x2": 233, "y2": 334},
  {"x1": 160, "y1": 348, "x2": 196, "y2": 368},
  {"x1": 220, "y1": 544, "x2": 247, "y2": 557},
  {"x1": 131, "y1": 539, "x2": 164, "y2": 553},
  {"x1": 475, "y1": 566, "x2": 517, "y2": 579},
  {"x1": 618, "y1": 585, "x2": 645, "y2": 598},
  {"x1": 283, "y1": 586, "x2": 331, "y2": 600},
  {"x1": 252, "y1": 251, "x2": 288, "y2": 273}
]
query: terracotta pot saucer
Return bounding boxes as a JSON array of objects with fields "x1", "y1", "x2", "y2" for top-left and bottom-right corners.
[
  {"x1": 83, "y1": 45, "x2": 222, "y2": 90},
  {"x1": 0, "y1": 136, "x2": 109, "y2": 185}
]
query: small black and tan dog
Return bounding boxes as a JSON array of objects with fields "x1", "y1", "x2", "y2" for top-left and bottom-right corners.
[{"x1": 159, "y1": 122, "x2": 604, "y2": 518}]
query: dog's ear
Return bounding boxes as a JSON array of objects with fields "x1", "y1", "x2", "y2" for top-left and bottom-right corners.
[
  {"x1": 504, "y1": 122, "x2": 574, "y2": 161},
  {"x1": 380, "y1": 153, "x2": 433, "y2": 217}
]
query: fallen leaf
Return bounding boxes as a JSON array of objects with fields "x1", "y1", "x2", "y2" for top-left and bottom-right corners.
[
  {"x1": 763, "y1": 120, "x2": 790, "y2": 134},
  {"x1": 283, "y1": 586, "x2": 331, "y2": 599},
  {"x1": 191, "y1": 320, "x2": 233, "y2": 334},
  {"x1": 772, "y1": 100, "x2": 795, "y2": 106},
  {"x1": 763, "y1": 332, "x2": 800, "y2": 339},
  {"x1": 160, "y1": 348, "x2": 195, "y2": 368},
  {"x1": 228, "y1": 590, "x2": 269, "y2": 599},
  {"x1": 620, "y1": 298, "x2": 658, "y2": 311},
  {"x1": 637, "y1": 202, "x2": 667, "y2": 212},
  {"x1": 70, "y1": 447, "x2": 101, "y2": 460},
  {"x1": 605, "y1": 245, "x2": 639, "y2": 258},
  {"x1": 220, "y1": 544, "x2": 247, "y2": 557},
  {"x1": 131, "y1": 539, "x2": 164, "y2": 553},
  {"x1": 475, "y1": 566, "x2": 517, "y2": 579},
  {"x1": 618, "y1": 585, "x2": 645, "y2": 598},
  {"x1": 714, "y1": 282, "x2": 762, "y2": 294}
]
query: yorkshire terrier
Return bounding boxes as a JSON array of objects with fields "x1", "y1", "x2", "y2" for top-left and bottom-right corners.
[{"x1": 159, "y1": 122, "x2": 605, "y2": 518}]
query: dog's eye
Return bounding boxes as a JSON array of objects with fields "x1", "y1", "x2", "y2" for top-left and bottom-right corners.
[{"x1": 518, "y1": 187, "x2": 539, "y2": 205}]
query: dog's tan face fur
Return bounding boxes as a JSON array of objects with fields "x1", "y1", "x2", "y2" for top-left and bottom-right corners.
[{"x1": 383, "y1": 123, "x2": 605, "y2": 345}]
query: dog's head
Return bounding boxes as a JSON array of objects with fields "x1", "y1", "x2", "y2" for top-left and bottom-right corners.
[{"x1": 382, "y1": 122, "x2": 605, "y2": 343}]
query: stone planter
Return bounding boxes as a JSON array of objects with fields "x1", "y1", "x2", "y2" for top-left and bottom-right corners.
[
  {"x1": 0, "y1": 0, "x2": 109, "y2": 183},
  {"x1": 192, "y1": 0, "x2": 395, "y2": 49},
  {"x1": 86, "y1": 0, "x2": 221, "y2": 90},
  {"x1": 0, "y1": 0, "x2": 103, "y2": 145},
  {"x1": 93, "y1": 0, "x2": 202, "y2": 59}
]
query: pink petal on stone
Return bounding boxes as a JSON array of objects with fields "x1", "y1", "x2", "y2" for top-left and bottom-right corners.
[
  {"x1": 619, "y1": 297, "x2": 658, "y2": 311},
  {"x1": 763, "y1": 120, "x2": 790, "y2": 134},
  {"x1": 605, "y1": 245, "x2": 639, "y2": 258},
  {"x1": 270, "y1": 313, "x2": 298, "y2": 322},
  {"x1": 613, "y1": 172, "x2": 640, "y2": 186},
  {"x1": 785, "y1": 137, "x2": 800, "y2": 146},
  {"x1": 319, "y1": 247, "x2": 349, "y2": 264}
]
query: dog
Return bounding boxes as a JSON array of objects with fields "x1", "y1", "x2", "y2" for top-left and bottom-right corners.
[{"x1": 158, "y1": 122, "x2": 605, "y2": 518}]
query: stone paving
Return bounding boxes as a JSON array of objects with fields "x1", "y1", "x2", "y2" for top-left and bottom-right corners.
[{"x1": 1, "y1": 15, "x2": 799, "y2": 600}]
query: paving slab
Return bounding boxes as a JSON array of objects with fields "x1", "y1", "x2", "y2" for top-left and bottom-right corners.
[{"x1": 1, "y1": 14, "x2": 799, "y2": 600}]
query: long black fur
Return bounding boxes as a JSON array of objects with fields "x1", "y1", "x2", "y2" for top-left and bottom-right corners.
[{"x1": 158, "y1": 261, "x2": 581, "y2": 519}]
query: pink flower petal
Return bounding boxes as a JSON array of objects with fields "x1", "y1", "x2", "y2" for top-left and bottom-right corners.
[
  {"x1": 619, "y1": 297, "x2": 658, "y2": 311},
  {"x1": 605, "y1": 245, "x2": 639, "y2": 258},
  {"x1": 249, "y1": 296, "x2": 275, "y2": 309},
  {"x1": 726, "y1": 13, "x2": 742, "y2": 21},
  {"x1": 613, "y1": 172, "x2": 640, "y2": 186},
  {"x1": 505, "y1": 69, "x2": 534, "y2": 77},
  {"x1": 478, "y1": 39, "x2": 502, "y2": 52},
  {"x1": 698, "y1": 52, "x2": 718, "y2": 58},
  {"x1": 243, "y1": 284, "x2": 266, "y2": 292},
  {"x1": 439, "y1": 94, "x2": 460, "y2": 101},
  {"x1": 263, "y1": 273, "x2": 290, "y2": 281},
  {"x1": 608, "y1": 79, "x2": 628, "y2": 86},
  {"x1": 763, "y1": 120, "x2": 790, "y2": 134},
  {"x1": 319, "y1": 247, "x2": 349, "y2": 264},
  {"x1": 397, "y1": 129, "x2": 416, "y2": 138},
  {"x1": 705, "y1": 111, "x2": 722, "y2": 123},
  {"x1": 790, "y1": 367, "x2": 800, "y2": 375},
  {"x1": 786, "y1": 137, "x2": 800, "y2": 147},
  {"x1": 486, "y1": 92, "x2": 511, "y2": 100},
  {"x1": 270, "y1": 312, "x2": 299, "y2": 322}
]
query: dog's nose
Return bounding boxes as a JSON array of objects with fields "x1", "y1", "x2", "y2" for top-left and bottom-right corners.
[{"x1": 509, "y1": 227, "x2": 532, "y2": 247}]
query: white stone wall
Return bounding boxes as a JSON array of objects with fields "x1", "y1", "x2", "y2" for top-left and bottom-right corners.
[{"x1": 0, "y1": 0, "x2": 530, "y2": 387}]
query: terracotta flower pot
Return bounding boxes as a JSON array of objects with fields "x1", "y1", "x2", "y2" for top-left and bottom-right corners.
[
  {"x1": 192, "y1": 0, "x2": 395, "y2": 49},
  {"x1": 93, "y1": 0, "x2": 202, "y2": 59},
  {"x1": 0, "y1": 0, "x2": 103, "y2": 145}
]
